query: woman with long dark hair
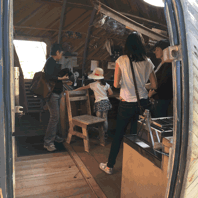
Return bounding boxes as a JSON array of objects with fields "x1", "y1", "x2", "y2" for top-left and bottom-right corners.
[{"x1": 99, "y1": 32, "x2": 157, "y2": 174}]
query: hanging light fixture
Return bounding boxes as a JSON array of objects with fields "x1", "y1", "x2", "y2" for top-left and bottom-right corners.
[{"x1": 143, "y1": 0, "x2": 164, "y2": 7}]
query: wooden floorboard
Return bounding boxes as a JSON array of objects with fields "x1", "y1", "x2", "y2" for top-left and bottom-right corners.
[
  {"x1": 23, "y1": 190, "x2": 96, "y2": 198},
  {"x1": 15, "y1": 152, "x2": 68, "y2": 162},
  {"x1": 16, "y1": 179, "x2": 90, "y2": 197},
  {"x1": 15, "y1": 150, "x2": 97, "y2": 198},
  {"x1": 16, "y1": 167, "x2": 82, "y2": 186},
  {"x1": 67, "y1": 138, "x2": 123, "y2": 198},
  {"x1": 15, "y1": 135, "x2": 123, "y2": 198},
  {"x1": 64, "y1": 143, "x2": 107, "y2": 198},
  {"x1": 15, "y1": 155, "x2": 74, "y2": 170}
]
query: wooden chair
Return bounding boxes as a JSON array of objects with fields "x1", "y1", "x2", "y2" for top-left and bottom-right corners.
[{"x1": 65, "y1": 90, "x2": 105, "y2": 152}]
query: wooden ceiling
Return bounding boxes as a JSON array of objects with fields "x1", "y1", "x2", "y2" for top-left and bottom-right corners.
[{"x1": 14, "y1": 0, "x2": 167, "y2": 76}]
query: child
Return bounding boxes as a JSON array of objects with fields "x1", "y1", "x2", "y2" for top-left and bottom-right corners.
[{"x1": 74, "y1": 67, "x2": 113, "y2": 142}]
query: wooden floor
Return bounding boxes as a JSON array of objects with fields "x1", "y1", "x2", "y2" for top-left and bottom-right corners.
[
  {"x1": 66, "y1": 138, "x2": 123, "y2": 198},
  {"x1": 15, "y1": 137, "x2": 123, "y2": 198},
  {"x1": 15, "y1": 152, "x2": 98, "y2": 198}
]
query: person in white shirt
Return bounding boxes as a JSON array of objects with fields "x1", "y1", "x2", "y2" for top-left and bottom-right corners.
[
  {"x1": 99, "y1": 32, "x2": 157, "y2": 174},
  {"x1": 74, "y1": 67, "x2": 113, "y2": 144}
]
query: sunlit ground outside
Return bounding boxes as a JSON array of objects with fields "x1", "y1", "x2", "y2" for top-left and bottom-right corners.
[{"x1": 14, "y1": 40, "x2": 47, "y2": 79}]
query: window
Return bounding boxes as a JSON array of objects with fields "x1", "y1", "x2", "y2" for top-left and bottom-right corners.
[{"x1": 14, "y1": 40, "x2": 47, "y2": 79}]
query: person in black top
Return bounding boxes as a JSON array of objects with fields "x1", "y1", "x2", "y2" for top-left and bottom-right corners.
[
  {"x1": 44, "y1": 43, "x2": 71, "y2": 152},
  {"x1": 148, "y1": 40, "x2": 173, "y2": 118}
]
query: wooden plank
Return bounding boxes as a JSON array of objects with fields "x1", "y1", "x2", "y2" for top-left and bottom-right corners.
[
  {"x1": 69, "y1": 96, "x2": 88, "y2": 101},
  {"x1": 16, "y1": 169, "x2": 83, "y2": 189},
  {"x1": 15, "y1": 179, "x2": 90, "y2": 197},
  {"x1": 58, "y1": 0, "x2": 67, "y2": 43},
  {"x1": 15, "y1": 147, "x2": 98, "y2": 198},
  {"x1": 60, "y1": 92, "x2": 67, "y2": 138},
  {"x1": 94, "y1": 2, "x2": 167, "y2": 41},
  {"x1": 64, "y1": 143, "x2": 107, "y2": 198},
  {"x1": 15, "y1": 157, "x2": 75, "y2": 171},
  {"x1": 65, "y1": 90, "x2": 73, "y2": 123},
  {"x1": 15, "y1": 153, "x2": 71, "y2": 163},
  {"x1": 82, "y1": 127, "x2": 90, "y2": 152},
  {"x1": 68, "y1": 90, "x2": 86, "y2": 96},
  {"x1": 15, "y1": 157, "x2": 74, "y2": 170},
  {"x1": 15, "y1": 164, "x2": 79, "y2": 180},
  {"x1": 73, "y1": 115, "x2": 105, "y2": 125},
  {"x1": 71, "y1": 131, "x2": 86, "y2": 139},
  {"x1": 81, "y1": 8, "x2": 97, "y2": 86},
  {"x1": 86, "y1": 89, "x2": 92, "y2": 115},
  {"x1": 69, "y1": 140, "x2": 123, "y2": 197},
  {"x1": 17, "y1": 190, "x2": 97, "y2": 198}
]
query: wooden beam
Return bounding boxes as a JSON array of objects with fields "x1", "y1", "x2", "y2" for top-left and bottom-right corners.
[
  {"x1": 36, "y1": 0, "x2": 166, "y2": 29},
  {"x1": 58, "y1": 0, "x2": 67, "y2": 43},
  {"x1": 37, "y1": 0, "x2": 93, "y2": 9},
  {"x1": 81, "y1": 8, "x2": 97, "y2": 86},
  {"x1": 62, "y1": 10, "x2": 88, "y2": 31},
  {"x1": 39, "y1": 7, "x2": 73, "y2": 37},
  {"x1": 50, "y1": 14, "x2": 90, "y2": 40},
  {"x1": 94, "y1": 1, "x2": 168, "y2": 41},
  {"x1": 121, "y1": 12, "x2": 167, "y2": 29},
  {"x1": 14, "y1": 26, "x2": 125, "y2": 43}
]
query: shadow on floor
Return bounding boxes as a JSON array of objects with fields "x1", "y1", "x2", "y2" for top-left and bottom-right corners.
[{"x1": 15, "y1": 135, "x2": 67, "y2": 157}]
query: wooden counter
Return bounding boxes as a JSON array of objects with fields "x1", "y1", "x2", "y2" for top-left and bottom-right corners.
[{"x1": 121, "y1": 135, "x2": 173, "y2": 198}]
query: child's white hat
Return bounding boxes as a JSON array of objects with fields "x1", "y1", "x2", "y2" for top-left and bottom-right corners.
[{"x1": 88, "y1": 67, "x2": 104, "y2": 80}]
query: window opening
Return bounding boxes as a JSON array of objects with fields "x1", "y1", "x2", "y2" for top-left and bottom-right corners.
[{"x1": 14, "y1": 40, "x2": 47, "y2": 79}]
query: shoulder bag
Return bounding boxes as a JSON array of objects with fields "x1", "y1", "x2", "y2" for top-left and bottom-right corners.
[{"x1": 30, "y1": 70, "x2": 55, "y2": 99}]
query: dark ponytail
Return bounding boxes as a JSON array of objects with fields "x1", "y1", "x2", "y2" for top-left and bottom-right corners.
[{"x1": 99, "y1": 79, "x2": 106, "y2": 86}]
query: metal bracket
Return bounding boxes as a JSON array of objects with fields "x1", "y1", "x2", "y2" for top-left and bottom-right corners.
[
  {"x1": 143, "y1": 109, "x2": 161, "y2": 148},
  {"x1": 153, "y1": 142, "x2": 169, "y2": 157},
  {"x1": 15, "y1": 106, "x2": 23, "y2": 114},
  {"x1": 163, "y1": 45, "x2": 182, "y2": 62}
]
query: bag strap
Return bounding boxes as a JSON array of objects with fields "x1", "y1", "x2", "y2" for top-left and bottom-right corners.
[{"x1": 128, "y1": 55, "x2": 142, "y2": 109}]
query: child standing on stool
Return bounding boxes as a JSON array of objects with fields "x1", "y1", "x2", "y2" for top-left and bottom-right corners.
[{"x1": 74, "y1": 67, "x2": 113, "y2": 143}]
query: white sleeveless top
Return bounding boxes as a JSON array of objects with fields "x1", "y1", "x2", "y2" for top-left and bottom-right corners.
[
  {"x1": 116, "y1": 55, "x2": 154, "y2": 102},
  {"x1": 90, "y1": 81, "x2": 110, "y2": 103}
]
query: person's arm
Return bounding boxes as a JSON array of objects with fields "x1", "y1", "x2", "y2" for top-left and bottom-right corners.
[
  {"x1": 114, "y1": 62, "x2": 121, "y2": 88},
  {"x1": 147, "y1": 71, "x2": 158, "y2": 90},
  {"x1": 58, "y1": 75, "x2": 69, "y2": 80},
  {"x1": 107, "y1": 87, "x2": 113, "y2": 95},
  {"x1": 74, "y1": 84, "x2": 90, "y2": 91},
  {"x1": 147, "y1": 71, "x2": 158, "y2": 98}
]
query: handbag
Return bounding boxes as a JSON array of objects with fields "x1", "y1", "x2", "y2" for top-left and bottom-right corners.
[
  {"x1": 30, "y1": 70, "x2": 55, "y2": 99},
  {"x1": 128, "y1": 56, "x2": 147, "y2": 115}
]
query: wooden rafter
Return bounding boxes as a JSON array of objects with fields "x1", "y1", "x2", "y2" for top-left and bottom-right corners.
[
  {"x1": 14, "y1": 26, "x2": 125, "y2": 42},
  {"x1": 58, "y1": 0, "x2": 67, "y2": 43},
  {"x1": 81, "y1": 8, "x2": 97, "y2": 85},
  {"x1": 40, "y1": 7, "x2": 73, "y2": 37},
  {"x1": 94, "y1": 1, "x2": 167, "y2": 40}
]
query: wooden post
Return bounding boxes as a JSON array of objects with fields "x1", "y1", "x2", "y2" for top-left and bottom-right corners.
[
  {"x1": 60, "y1": 92, "x2": 67, "y2": 138},
  {"x1": 58, "y1": 0, "x2": 67, "y2": 44},
  {"x1": 81, "y1": 8, "x2": 97, "y2": 86}
]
